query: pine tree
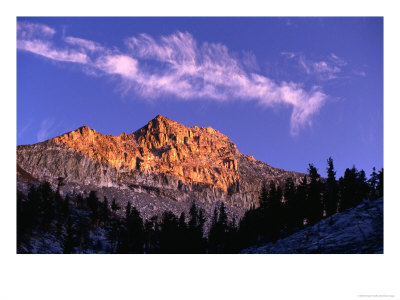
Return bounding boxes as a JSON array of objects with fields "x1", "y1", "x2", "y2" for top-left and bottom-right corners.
[
  {"x1": 282, "y1": 177, "x2": 297, "y2": 232},
  {"x1": 211, "y1": 206, "x2": 218, "y2": 231},
  {"x1": 357, "y1": 169, "x2": 370, "y2": 202},
  {"x1": 225, "y1": 216, "x2": 238, "y2": 253},
  {"x1": 144, "y1": 216, "x2": 159, "y2": 253},
  {"x1": 24, "y1": 185, "x2": 41, "y2": 230},
  {"x1": 63, "y1": 218, "x2": 77, "y2": 254},
  {"x1": 76, "y1": 214, "x2": 91, "y2": 254},
  {"x1": 106, "y1": 216, "x2": 121, "y2": 253},
  {"x1": 125, "y1": 201, "x2": 132, "y2": 220},
  {"x1": 295, "y1": 175, "x2": 308, "y2": 227},
  {"x1": 324, "y1": 157, "x2": 339, "y2": 217},
  {"x1": 101, "y1": 196, "x2": 109, "y2": 225},
  {"x1": 55, "y1": 189, "x2": 63, "y2": 215},
  {"x1": 76, "y1": 194, "x2": 84, "y2": 208},
  {"x1": 306, "y1": 164, "x2": 323, "y2": 225},
  {"x1": 265, "y1": 181, "x2": 283, "y2": 241},
  {"x1": 87, "y1": 191, "x2": 99, "y2": 226},
  {"x1": 17, "y1": 192, "x2": 25, "y2": 248},
  {"x1": 159, "y1": 211, "x2": 180, "y2": 253},
  {"x1": 218, "y1": 203, "x2": 228, "y2": 230},
  {"x1": 368, "y1": 167, "x2": 379, "y2": 199},
  {"x1": 177, "y1": 212, "x2": 188, "y2": 252},
  {"x1": 187, "y1": 203, "x2": 206, "y2": 253},
  {"x1": 339, "y1": 167, "x2": 358, "y2": 211},
  {"x1": 259, "y1": 184, "x2": 268, "y2": 210},
  {"x1": 111, "y1": 198, "x2": 120, "y2": 213},
  {"x1": 124, "y1": 206, "x2": 144, "y2": 253},
  {"x1": 197, "y1": 209, "x2": 206, "y2": 237},
  {"x1": 377, "y1": 168, "x2": 384, "y2": 198},
  {"x1": 208, "y1": 203, "x2": 230, "y2": 253},
  {"x1": 62, "y1": 194, "x2": 70, "y2": 218},
  {"x1": 40, "y1": 182, "x2": 55, "y2": 228},
  {"x1": 179, "y1": 212, "x2": 186, "y2": 230},
  {"x1": 237, "y1": 206, "x2": 261, "y2": 248},
  {"x1": 188, "y1": 202, "x2": 199, "y2": 231},
  {"x1": 208, "y1": 206, "x2": 220, "y2": 253}
]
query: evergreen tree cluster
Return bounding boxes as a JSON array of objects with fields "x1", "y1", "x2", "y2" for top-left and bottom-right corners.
[
  {"x1": 18, "y1": 187, "x2": 209, "y2": 253},
  {"x1": 208, "y1": 203, "x2": 238, "y2": 253},
  {"x1": 236, "y1": 159, "x2": 383, "y2": 249},
  {"x1": 17, "y1": 159, "x2": 383, "y2": 254}
]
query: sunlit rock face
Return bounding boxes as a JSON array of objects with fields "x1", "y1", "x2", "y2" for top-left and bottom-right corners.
[{"x1": 17, "y1": 115, "x2": 303, "y2": 211}]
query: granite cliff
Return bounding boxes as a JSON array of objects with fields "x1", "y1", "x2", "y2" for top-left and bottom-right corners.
[{"x1": 17, "y1": 115, "x2": 304, "y2": 220}]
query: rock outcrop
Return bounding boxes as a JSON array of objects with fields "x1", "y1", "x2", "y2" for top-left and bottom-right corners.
[
  {"x1": 242, "y1": 198, "x2": 384, "y2": 254},
  {"x1": 17, "y1": 115, "x2": 304, "y2": 218}
]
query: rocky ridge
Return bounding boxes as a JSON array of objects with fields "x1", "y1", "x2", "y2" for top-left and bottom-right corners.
[{"x1": 17, "y1": 115, "x2": 304, "y2": 220}]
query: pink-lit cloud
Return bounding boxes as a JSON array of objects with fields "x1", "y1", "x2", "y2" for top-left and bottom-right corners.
[
  {"x1": 17, "y1": 39, "x2": 88, "y2": 63},
  {"x1": 299, "y1": 55, "x2": 341, "y2": 79},
  {"x1": 95, "y1": 55, "x2": 138, "y2": 79},
  {"x1": 17, "y1": 21, "x2": 55, "y2": 39},
  {"x1": 281, "y1": 51, "x2": 364, "y2": 81},
  {"x1": 17, "y1": 21, "x2": 329, "y2": 136},
  {"x1": 64, "y1": 36, "x2": 104, "y2": 52}
]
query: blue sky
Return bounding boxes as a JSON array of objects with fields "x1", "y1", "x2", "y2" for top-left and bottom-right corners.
[{"x1": 17, "y1": 17, "x2": 383, "y2": 177}]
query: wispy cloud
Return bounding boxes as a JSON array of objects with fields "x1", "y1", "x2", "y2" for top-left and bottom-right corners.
[
  {"x1": 17, "y1": 39, "x2": 88, "y2": 63},
  {"x1": 64, "y1": 36, "x2": 104, "y2": 52},
  {"x1": 17, "y1": 21, "x2": 88, "y2": 63},
  {"x1": 18, "y1": 21, "x2": 330, "y2": 136},
  {"x1": 353, "y1": 70, "x2": 367, "y2": 77},
  {"x1": 37, "y1": 119, "x2": 56, "y2": 142},
  {"x1": 280, "y1": 51, "x2": 296, "y2": 59},
  {"x1": 329, "y1": 53, "x2": 347, "y2": 66},
  {"x1": 281, "y1": 51, "x2": 364, "y2": 81},
  {"x1": 287, "y1": 52, "x2": 343, "y2": 80},
  {"x1": 241, "y1": 50, "x2": 260, "y2": 71},
  {"x1": 17, "y1": 21, "x2": 55, "y2": 39}
]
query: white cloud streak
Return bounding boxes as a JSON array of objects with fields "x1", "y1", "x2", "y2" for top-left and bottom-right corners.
[
  {"x1": 17, "y1": 21, "x2": 55, "y2": 39},
  {"x1": 17, "y1": 39, "x2": 88, "y2": 63},
  {"x1": 17, "y1": 21, "x2": 329, "y2": 136},
  {"x1": 95, "y1": 55, "x2": 138, "y2": 79},
  {"x1": 280, "y1": 51, "x2": 296, "y2": 59},
  {"x1": 64, "y1": 36, "x2": 104, "y2": 52}
]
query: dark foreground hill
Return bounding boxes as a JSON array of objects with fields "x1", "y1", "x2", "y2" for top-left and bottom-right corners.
[{"x1": 242, "y1": 197, "x2": 383, "y2": 254}]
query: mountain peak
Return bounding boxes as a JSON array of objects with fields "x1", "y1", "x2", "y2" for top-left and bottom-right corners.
[
  {"x1": 76, "y1": 125, "x2": 93, "y2": 134},
  {"x1": 149, "y1": 114, "x2": 175, "y2": 124},
  {"x1": 145, "y1": 114, "x2": 180, "y2": 131},
  {"x1": 135, "y1": 115, "x2": 235, "y2": 153},
  {"x1": 17, "y1": 115, "x2": 304, "y2": 215},
  {"x1": 154, "y1": 114, "x2": 167, "y2": 121}
]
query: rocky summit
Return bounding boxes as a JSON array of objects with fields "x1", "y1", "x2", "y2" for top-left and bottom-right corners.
[{"x1": 17, "y1": 115, "x2": 304, "y2": 221}]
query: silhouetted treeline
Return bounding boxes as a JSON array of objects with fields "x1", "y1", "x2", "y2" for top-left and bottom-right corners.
[
  {"x1": 17, "y1": 185, "x2": 208, "y2": 253},
  {"x1": 17, "y1": 158, "x2": 383, "y2": 254},
  {"x1": 236, "y1": 159, "x2": 383, "y2": 249}
]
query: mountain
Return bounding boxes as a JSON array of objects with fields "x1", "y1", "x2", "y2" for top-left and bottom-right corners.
[{"x1": 17, "y1": 115, "x2": 304, "y2": 221}]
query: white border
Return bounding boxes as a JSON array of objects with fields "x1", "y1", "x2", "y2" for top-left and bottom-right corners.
[{"x1": 1, "y1": 1, "x2": 399, "y2": 300}]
